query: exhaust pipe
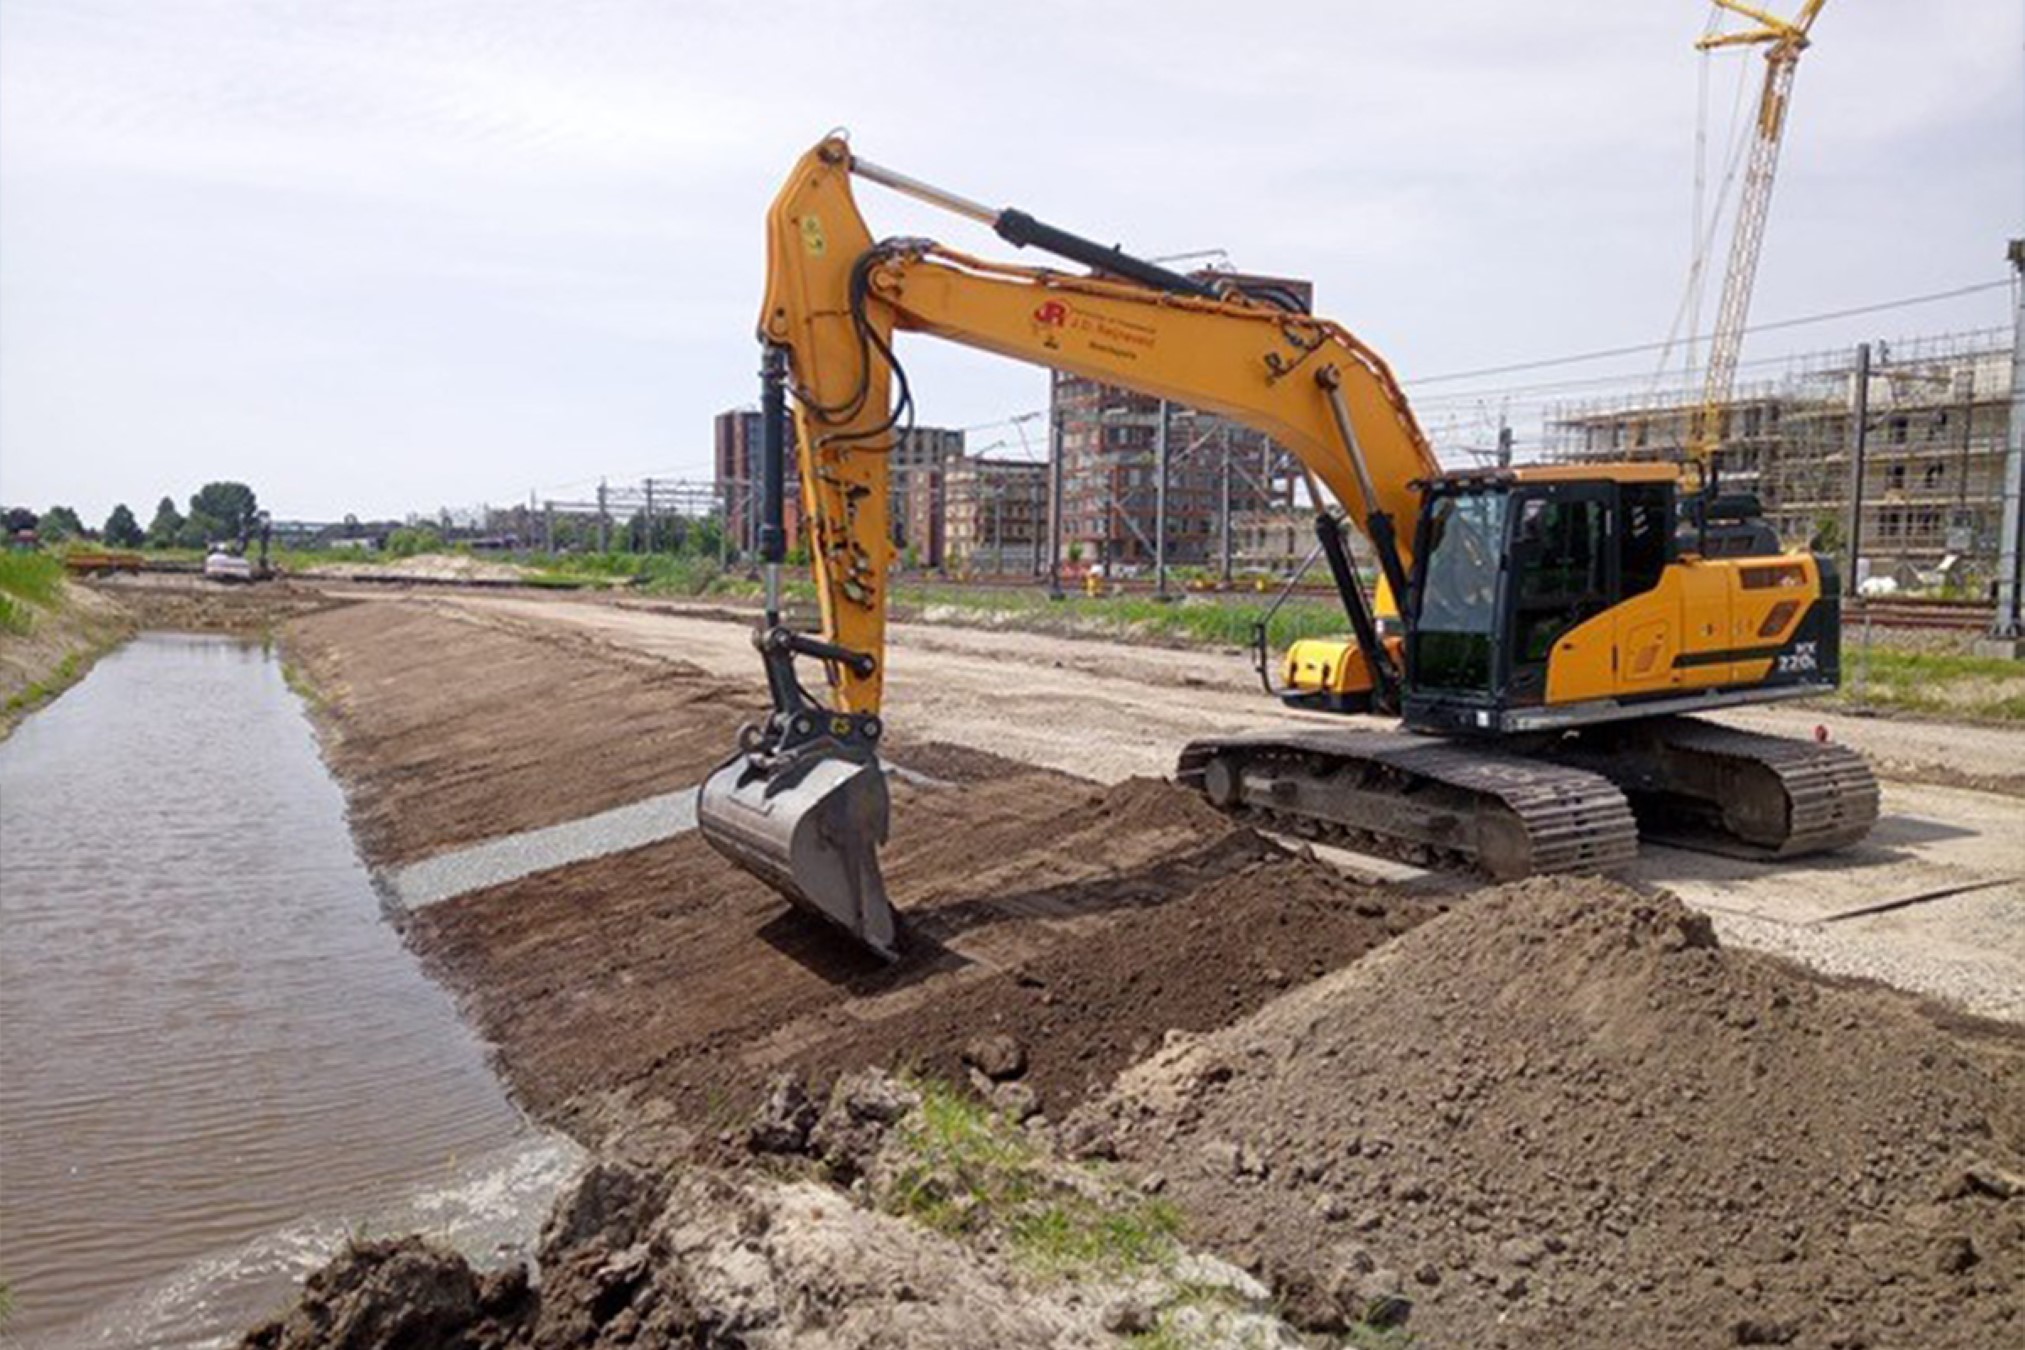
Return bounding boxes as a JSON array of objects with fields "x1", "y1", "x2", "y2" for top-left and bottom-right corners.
[{"x1": 698, "y1": 743, "x2": 897, "y2": 960}]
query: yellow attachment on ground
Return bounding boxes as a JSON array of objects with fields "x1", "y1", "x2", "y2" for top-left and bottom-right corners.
[{"x1": 1284, "y1": 635, "x2": 1399, "y2": 700}]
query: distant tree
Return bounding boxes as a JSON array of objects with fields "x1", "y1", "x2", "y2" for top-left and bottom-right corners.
[
  {"x1": 687, "y1": 515, "x2": 724, "y2": 560},
  {"x1": 187, "y1": 482, "x2": 260, "y2": 543},
  {"x1": 38, "y1": 505, "x2": 86, "y2": 541},
  {"x1": 102, "y1": 503, "x2": 144, "y2": 548},
  {"x1": 385, "y1": 525, "x2": 443, "y2": 558},
  {"x1": 146, "y1": 496, "x2": 186, "y2": 548},
  {"x1": 3, "y1": 507, "x2": 36, "y2": 535}
]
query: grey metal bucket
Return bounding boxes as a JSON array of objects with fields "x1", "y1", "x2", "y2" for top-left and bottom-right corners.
[{"x1": 696, "y1": 750, "x2": 898, "y2": 960}]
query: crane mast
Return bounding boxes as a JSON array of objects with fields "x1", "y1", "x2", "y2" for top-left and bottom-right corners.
[{"x1": 1690, "y1": 0, "x2": 1827, "y2": 470}]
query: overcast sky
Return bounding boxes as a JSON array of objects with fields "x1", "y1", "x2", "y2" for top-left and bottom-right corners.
[{"x1": 2, "y1": 0, "x2": 2019, "y2": 524}]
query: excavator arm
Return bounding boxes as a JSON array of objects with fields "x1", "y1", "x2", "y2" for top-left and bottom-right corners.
[{"x1": 699, "y1": 135, "x2": 1441, "y2": 958}]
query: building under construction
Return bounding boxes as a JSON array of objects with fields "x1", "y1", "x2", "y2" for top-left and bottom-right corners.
[
  {"x1": 1546, "y1": 328, "x2": 2017, "y2": 590},
  {"x1": 1050, "y1": 272, "x2": 1310, "y2": 578}
]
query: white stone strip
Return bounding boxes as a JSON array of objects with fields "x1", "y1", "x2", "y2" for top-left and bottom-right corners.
[
  {"x1": 387, "y1": 788, "x2": 699, "y2": 910},
  {"x1": 381, "y1": 760, "x2": 952, "y2": 912}
]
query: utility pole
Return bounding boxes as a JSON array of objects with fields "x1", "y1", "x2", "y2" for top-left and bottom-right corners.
[
  {"x1": 1154, "y1": 399, "x2": 1171, "y2": 597},
  {"x1": 644, "y1": 479, "x2": 656, "y2": 554},
  {"x1": 1218, "y1": 425, "x2": 1234, "y2": 584},
  {"x1": 543, "y1": 501, "x2": 554, "y2": 554},
  {"x1": 1844, "y1": 342, "x2": 1870, "y2": 599},
  {"x1": 991, "y1": 469, "x2": 1004, "y2": 575},
  {"x1": 1497, "y1": 422, "x2": 1514, "y2": 468},
  {"x1": 596, "y1": 478, "x2": 610, "y2": 554},
  {"x1": 1992, "y1": 238, "x2": 2025, "y2": 643},
  {"x1": 1048, "y1": 407, "x2": 1065, "y2": 598}
]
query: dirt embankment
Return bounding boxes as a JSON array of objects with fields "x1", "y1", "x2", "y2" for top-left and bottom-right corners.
[
  {"x1": 285, "y1": 601, "x2": 760, "y2": 865},
  {"x1": 0, "y1": 579, "x2": 133, "y2": 736},
  {"x1": 1073, "y1": 878, "x2": 2025, "y2": 1348}
]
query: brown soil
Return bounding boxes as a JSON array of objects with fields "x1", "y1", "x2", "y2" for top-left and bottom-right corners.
[
  {"x1": 285, "y1": 601, "x2": 762, "y2": 865},
  {"x1": 94, "y1": 575, "x2": 345, "y2": 634},
  {"x1": 1074, "y1": 877, "x2": 2025, "y2": 1349},
  {"x1": 406, "y1": 769, "x2": 1433, "y2": 1154}
]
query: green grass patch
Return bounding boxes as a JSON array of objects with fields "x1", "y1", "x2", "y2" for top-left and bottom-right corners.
[
  {"x1": 1833, "y1": 645, "x2": 2025, "y2": 723},
  {"x1": 882, "y1": 1080, "x2": 1181, "y2": 1279},
  {"x1": 527, "y1": 551, "x2": 765, "y2": 600},
  {"x1": 892, "y1": 583, "x2": 1350, "y2": 651},
  {"x1": 280, "y1": 660, "x2": 324, "y2": 710},
  {"x1": 4, "y1": 651, "x2": 82, "y2": 715},
  {"x1": 0, "y1": 552, "x2": 66, "y2": 633}
]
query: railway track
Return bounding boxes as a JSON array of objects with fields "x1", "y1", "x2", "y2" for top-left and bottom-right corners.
[{"x1": 1849, "y1": 600, "x2": 1995, "y2": 634}]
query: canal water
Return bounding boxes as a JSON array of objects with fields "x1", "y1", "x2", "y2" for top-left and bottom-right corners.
[{"x1": 0, "y1": 634, "x2": 579, "y2": 1348}]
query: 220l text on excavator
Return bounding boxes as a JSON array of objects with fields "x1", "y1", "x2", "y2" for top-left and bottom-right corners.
[{"x1": 696, "y1": 134, "x2": 1879, "y2": 961}]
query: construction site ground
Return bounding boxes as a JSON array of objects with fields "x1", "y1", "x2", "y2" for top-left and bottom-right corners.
[{"x1": 258, "y1": 585, "x2": 2024, "y2": 1346}]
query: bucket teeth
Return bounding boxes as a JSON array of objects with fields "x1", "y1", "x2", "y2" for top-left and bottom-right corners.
[{"x1": 698, "y1": 750, "x2": 899, "y2": 961}]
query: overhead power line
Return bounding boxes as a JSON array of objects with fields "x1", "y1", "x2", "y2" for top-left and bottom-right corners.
[{"x1": 1406, "y1": 279, "x2": 2013, "y2": 389}]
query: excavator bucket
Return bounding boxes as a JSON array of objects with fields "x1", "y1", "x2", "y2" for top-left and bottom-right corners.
[{"x1": 697, "y1": 748, "x2": 898, "y2": 960}]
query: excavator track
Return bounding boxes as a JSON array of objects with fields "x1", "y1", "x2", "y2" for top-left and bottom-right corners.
[
  {"x1": 1176, "y1": 729, "x2": 1640, "y2": 880},
  {"x1": 1544, "y1": 717, "x2": 1880, "y2": 861}
]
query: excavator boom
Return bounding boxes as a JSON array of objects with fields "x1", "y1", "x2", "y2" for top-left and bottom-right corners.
[
  {"x1": 698, "y1": 135, "x2": 1873, "y2": 961},
  {"x1": 699, "y1": 136, "x2": 1442, "y2": 956}
]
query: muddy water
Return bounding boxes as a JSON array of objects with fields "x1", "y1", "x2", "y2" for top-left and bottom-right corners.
[{"x1": 0, "y1": 634, "x2": 574, "y2": 1348}]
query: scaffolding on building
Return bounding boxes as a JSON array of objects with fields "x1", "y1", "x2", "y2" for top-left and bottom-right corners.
[{"x1": 1545, "y1": 327, "x2": 2015, "y2": 583}]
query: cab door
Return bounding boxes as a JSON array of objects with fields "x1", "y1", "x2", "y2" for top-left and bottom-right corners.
[{"x1": 1502, "y1": 484, "x2": 1614, "y2": 704}]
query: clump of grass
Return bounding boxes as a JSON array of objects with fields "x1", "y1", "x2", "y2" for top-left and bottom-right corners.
[
  {"x1": 526, "y1": 551, "x2": 760, "y2": 599},
  {"x1": 4, "y1": 651, "x2": 81, "y2": 714},
  {"x1": 892, "y1": 583, "x2": 1351, "y2": 651},
  {"x1": 0, "y1": 553, "x2": 67, "y2": 634},
  {"x1": 1834, "y1": 645, "x2": 2025, "y2": 723},
  {"x1": 881, "y1": 1080, "x2": 1180, "y2": 1278}
]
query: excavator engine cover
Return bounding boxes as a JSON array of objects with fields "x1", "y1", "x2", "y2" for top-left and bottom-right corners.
[{"x1": 697, "y1": 747, "x2": 898, "y2": 960}]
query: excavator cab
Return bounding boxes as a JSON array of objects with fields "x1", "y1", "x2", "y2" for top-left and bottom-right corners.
[{"x1": 1402, "y1": 470, "x2": 1674, "y2": 733}]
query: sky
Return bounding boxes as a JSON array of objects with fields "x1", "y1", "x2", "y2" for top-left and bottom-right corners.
[{"x1": 1, "y1": 0, "x2": 2019, "y2": 525}]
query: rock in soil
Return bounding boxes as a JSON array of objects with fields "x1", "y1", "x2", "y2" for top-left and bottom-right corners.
[{"x1": 1077, "y1": 876, "x2": 2025, "y2": 1349}]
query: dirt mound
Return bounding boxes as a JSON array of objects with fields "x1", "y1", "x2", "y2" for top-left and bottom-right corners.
[
  {"x1": 246, "y1": 1076, "x2": 1307, "y2": 1349},
  {"x1": 408, "y1": 772, "x2": 1436, "y2": 1153},
  {"x1": 1075, "y1": 876, "x2": 2025, "y2": 1349},
  {"x1": 241, "y1": 1235, "x2": 532, "y2": 1350}
]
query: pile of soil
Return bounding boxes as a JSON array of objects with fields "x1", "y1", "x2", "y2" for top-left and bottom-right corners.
[
  {"x1": 406, "y1": 772, "x2": 1435, "y2": 1154},
  {"x1": 285, "y1": 603, "x2": 760, "y2": 864},
  {"x1": 246, "y1": 1077, "x2": 1301, "y2": 1350},
  {"x1": 1073, "y1": 876, "x2": 2025, "y2": 1348}
]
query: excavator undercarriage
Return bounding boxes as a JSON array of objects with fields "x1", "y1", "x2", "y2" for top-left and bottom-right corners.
[{"x1": 1179, "y1": 713, "x2": 1877, "y2": 880}]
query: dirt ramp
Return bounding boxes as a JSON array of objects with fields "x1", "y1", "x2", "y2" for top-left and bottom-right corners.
[
  {"x1": 1077, "y1": 876, "x2": 2025, "y2": 1349},
  {"x1": 409, "y1": 774, "x2": 1435, "y2": 1149}
]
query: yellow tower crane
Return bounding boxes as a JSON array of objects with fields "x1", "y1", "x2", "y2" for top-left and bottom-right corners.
[{"x1": 1690, "y1": 0, "x2": 1829, "y2": 472}]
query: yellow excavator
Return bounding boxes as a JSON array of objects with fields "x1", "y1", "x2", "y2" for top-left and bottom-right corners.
[{"x1": 697, "y1": 136, "x2": 1877, "y2": 960}]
